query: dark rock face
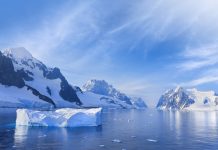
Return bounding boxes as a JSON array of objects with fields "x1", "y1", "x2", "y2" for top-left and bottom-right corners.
[
  {"x1": 45, "y1": 67, "x2": 63, "y2": 79},
  {"x1": 0, "y1": 52, "x2": 25, "y2": 88},
  {"x1": 45, "y1": 67, "x2": 82, "y2": 105},
  {"x1": 59, "y1": 80, "x2": 82, "y2": 105},
  {"x1": 0, "y1": 51, "x2": 56, "y2": 107},
  {"x1": 46, "y1": 86, "x2": 52, "y2": 96},
  {"x1": 26, "y1": 85, "x2": 56, "y2": 107},
  {"x1": 17, "y1": 69, "x2": 34, "y2": 81},
  {"x1": 0, "y1": 49, "x2": 82, "y2": 107},
  {"x1": 74, "y1": 86, "x2": 83, "y2": 93}
]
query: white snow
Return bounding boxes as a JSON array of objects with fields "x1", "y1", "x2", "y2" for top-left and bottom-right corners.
[
  {"x1": 0, "y1": 84, "x2": 52, "y2": 108},
  {"x1": 0, "y1": 47, "x2": 79, "y2": 108},
  {"x1": 0, "y1": 47, "x2": 148, "y2": 109},
  {"x1": 130, "y1": 97, "x2": 147, "y2": 109},
  {"x1": 187, "y1": 89, "x2": 217, "y2": 104},
  {"x1": 2, "y1": 47, "x2": 33, "y2": 60},
  {"x1": 82, "y1": 79, "x2": 148, "y2": 108},
  {"x1": 158, "y1": 87, "x2": 218, "y2": 110},
  {"x1": 16, "y1": 108, "x2": 102, "y2": 127},
  {"x1": 24, "y1": 67, "x2": 76, "y2": 108},
  {"x1": 78, "y1": 91, "x2": 133, "y2": 109},
  {"x1": 186, "y1": 88, "x2": 218, "y2": 110}
]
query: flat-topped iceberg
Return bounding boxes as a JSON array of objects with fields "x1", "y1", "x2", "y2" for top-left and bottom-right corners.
[{"x1": 16, "y1": 108, "x2": 102, "y2": 127}]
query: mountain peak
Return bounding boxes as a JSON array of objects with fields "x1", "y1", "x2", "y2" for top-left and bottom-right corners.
[
  {"x1": 157, "y1": 87, "x2": 194, "y2": 110},
  {"x1": 174, "y1": 86, "x2": 184, "y2": 92},
  {"x1": 83, "y1": 79, "x2": 111, "y2": 95},
  {"x1": 2, "y1": 47, "x2": 33, "y2": 60},
  {"x1": 83, "y1": 79, "x2": 133, "y2": 105},
  {"x1": 87, "y1": 79, "x2": 109, "y2": 85}
]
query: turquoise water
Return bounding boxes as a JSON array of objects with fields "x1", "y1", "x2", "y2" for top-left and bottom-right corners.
[{"x1": 0, "y1": 108, "x2": 218, "y2": 150}]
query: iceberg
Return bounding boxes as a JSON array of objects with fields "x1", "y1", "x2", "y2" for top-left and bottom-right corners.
[{"x1": 16, "y1": 108, "x2": 102, "y2": 127}]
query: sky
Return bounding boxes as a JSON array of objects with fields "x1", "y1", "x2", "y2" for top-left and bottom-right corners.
[{"x1": 1, "y1": 0, "x2": 218, "y2": 107}]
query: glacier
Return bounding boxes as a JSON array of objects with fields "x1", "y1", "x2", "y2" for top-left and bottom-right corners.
[{"x1": 16, "y1": 108, "x2": 102, "y2": 127}]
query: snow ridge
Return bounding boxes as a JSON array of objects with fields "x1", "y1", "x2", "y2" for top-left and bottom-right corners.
[{"x1": 2, "y1": 47, "x2": 33, "y2": 60}]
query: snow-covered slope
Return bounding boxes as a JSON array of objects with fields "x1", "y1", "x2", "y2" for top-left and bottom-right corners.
[
  {"x1": 0, "y1": 47, "x2": 81, "y2": 108},
  {"x1": 186, "y1": 88, "x2": 218, "y2": 110},
  {"x1": 156, "y1": 86, "x2": 218, "y2": 110},
  {"x1": 0, "y1": 47, "x2": 147, "y2": 109},
  {"x1": 77, "y1": 91, "x2": 133, "y2": 109},
  {"x1": 130, "y1": 97, "x2": 148, "y2": 109},
  {"x1": 81, "y1": 79, "x2": 147, "y2": 109}
]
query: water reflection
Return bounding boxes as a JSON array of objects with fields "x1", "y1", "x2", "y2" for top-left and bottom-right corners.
[
  {"x1": 13, "y1": 124, "x2": 103, "y2": 149},
  {"x1": 1, "y1": 108, "x2": 218, "y2": 150},
  {"x1": 163, "y1": 111, "x2": 218, "y2": 143},
  {"x1": 191, "y1": 111, "x2": 218, "y2": 138},
  {"x1": 14, "y1": 126, "x2": 28, "y2": 146},
  {"x1": 157, "y1": 110, "x2": 218, "y2": 144}
]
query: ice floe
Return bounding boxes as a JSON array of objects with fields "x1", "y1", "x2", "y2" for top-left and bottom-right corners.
[{"x1": 16, "y1": 108, "x2": 102, "y2": 127}]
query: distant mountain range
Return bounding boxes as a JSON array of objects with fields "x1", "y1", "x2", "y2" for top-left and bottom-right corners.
[
  {"x1": 0, "y1": 47, "x2": 147, "y2": 109},
  {"x1": 81, "y1": 79, "x2": 147, "y2": 109},
  {"x1": 2, "y1": 47, "x2": 217, "y2": 110},
  {"x1": 157, "y1": 86, "x2": 218, "y2": 110}
]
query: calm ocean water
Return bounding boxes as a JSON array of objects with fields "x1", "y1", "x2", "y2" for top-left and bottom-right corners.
[{"x1": 0, "y1": 108, "x2": 218, "y2": 150}]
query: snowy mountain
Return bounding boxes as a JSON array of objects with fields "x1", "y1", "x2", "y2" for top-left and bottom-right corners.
[
  {"x1": 0, "y1": 47, "x2": 81, "y2": 108},
  {"x1": 0, "y1": 47, "x2": 147, "y2": 109},
  {"x1": 130, "y1": 97, "x2": 148, "y2": 109},
  {"x1": 156, "y1": 86, "x2": 218, "y2": 110},
  {"x1": 81, "y1": 79, "x2": 147, "y2": 109}
]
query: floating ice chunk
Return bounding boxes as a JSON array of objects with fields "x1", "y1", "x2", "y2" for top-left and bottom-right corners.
[
  {"x1": 99, "y1": 145, "x2": 105, "y2": 147},
  {"x1": 38, "y1": 134, "x2": 47, "y2": 138},
  {"x1": 16, "y1": 108, "x2": 102, "y2": 127},
  {"x1": 112, "y1": 139, "x2": 122, "y2": 143},
  {"x1": 146, "y1": 139, "x2": 157, "y2": 142}
]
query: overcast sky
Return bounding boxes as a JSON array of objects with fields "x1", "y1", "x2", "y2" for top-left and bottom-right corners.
[{"x1": 1, "y1": 0, "x2": 218, "y2": 106}]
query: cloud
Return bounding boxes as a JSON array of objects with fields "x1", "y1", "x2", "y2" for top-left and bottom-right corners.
[
  {"x1": 23, "y1": 2, "x2": 97, "y2": 52},
  {"x1": 2, "y1": 0, "x2": 218, "y2": 105},
  {"x1": 4, "y1": 1, "x2": 118, "y2": 81},
  {"x1": 8, "y1": 0, "x2": 218, "y2": 67},
  {"x1": 190, "y1": 76, "x2": 218, "y2": 86},
  {"x1": 176, "y1": 44, "x2": 218, "y2": 87},
  {"x1": 181, "y1": 74, "x2": 218, "y2": 87},
  {"x1": 124, "y1": 0, "x2": 218, "y2": 41},
  {"x1": 178, "y1": 44, "x2": 218, "y2": 71}
]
